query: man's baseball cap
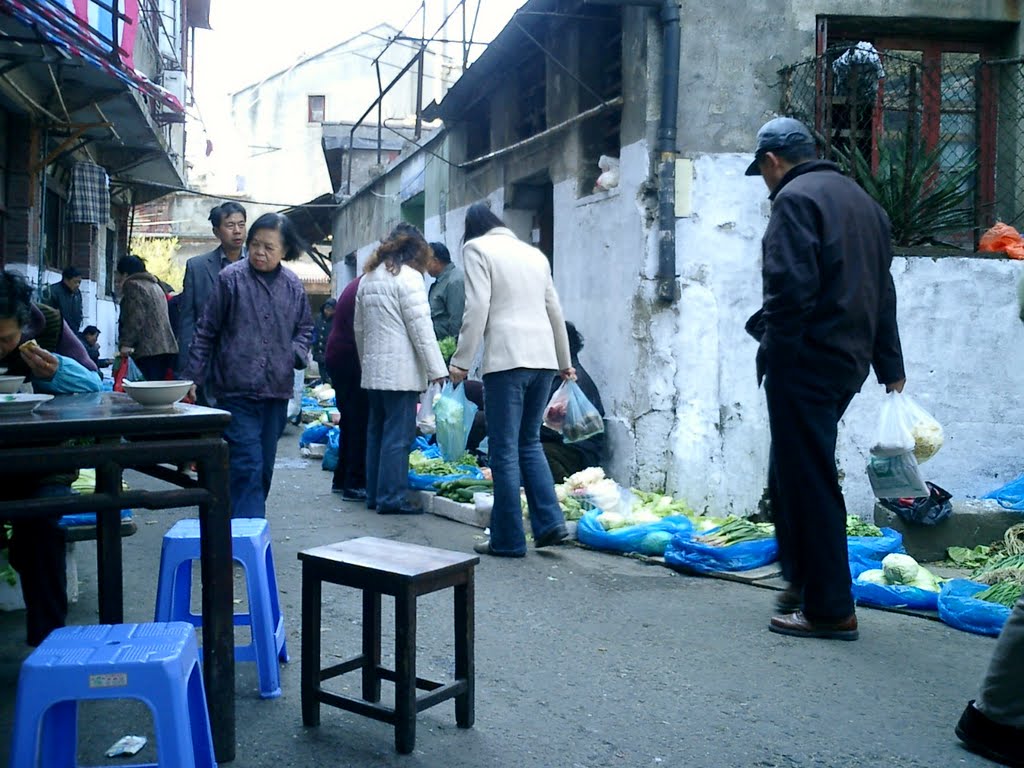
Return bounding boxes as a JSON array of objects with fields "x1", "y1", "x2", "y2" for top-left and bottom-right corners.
[{"x1": 745, "y1": 117, "x2": 816, "y2": 176}]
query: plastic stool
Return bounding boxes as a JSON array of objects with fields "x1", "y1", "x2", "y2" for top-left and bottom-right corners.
[
  {"x1": 155, "y1": 518, "x2": 288, "y2": 698},
  {"x1": 9, "y1": 622, "x2": 215, "y2": 768}
]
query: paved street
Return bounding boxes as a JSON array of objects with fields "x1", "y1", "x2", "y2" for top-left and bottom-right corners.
[{"x1": 0, "y1": 431, "x2": 1001, "y2": 767}]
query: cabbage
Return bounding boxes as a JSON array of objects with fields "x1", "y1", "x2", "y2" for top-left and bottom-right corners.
[
  {"x1": 597, "y1": 512, "x2": 627, "y2": 530},
  {"x1": 882, "y1": 553, "x2": 920, "y2": 585},
  {"x1": 630, "y1": 509, "x2": 661, "y2": 526},
  {"x1": 638, "y1": 530, "x2": 674, "y2": 556},
  {"x1": 858, "y1": 569, "x2": 888, "y2": 586},
  {"x1": 909, "y1": 569, "x2": 941, "y2": 593}
]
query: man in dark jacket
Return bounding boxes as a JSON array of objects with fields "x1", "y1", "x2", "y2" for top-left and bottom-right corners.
[
  {"x1": 745, "y1": 117, "x2": 906, "y2": 641},
  {"x1": 43, "y1": 266, "x2": 84, "y2": 336}
]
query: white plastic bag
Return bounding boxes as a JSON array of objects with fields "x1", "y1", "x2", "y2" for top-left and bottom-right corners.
[
  {"x1": 867, "y1": 453, "x2": 929, "y2": 499},
  {"x1": 870, "y1": 391, "x2": 944, "y2": 463},
  {"x1": 417, "y1": 383, "x2": 441, "y2": 434}
]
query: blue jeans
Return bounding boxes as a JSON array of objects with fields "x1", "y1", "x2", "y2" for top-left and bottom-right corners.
[
  {"x1": 366, "y1": 390, "x2": 418, "y2": 511},
  {"x1": 484, "y1": 369, "x2": 566, "y2": 555},
  {"x1": 220, "y1": 397, "x2": 288, "y2": 519}
]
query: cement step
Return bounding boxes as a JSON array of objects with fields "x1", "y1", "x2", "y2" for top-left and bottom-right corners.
[{"x1": 873, "y1": 498, "x2": 1023, "y2": 562}]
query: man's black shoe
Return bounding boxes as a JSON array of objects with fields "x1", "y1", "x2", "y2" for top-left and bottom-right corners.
[
  {"x1": 956, "y1": 701, "x2": 1024, "y2": 767},
  {"x1": 333, "y1": 487, "x2": 367, "y2": 501},
  {"x1": 534, "y1": 526, "x2": 569, "y2": 548},
  {"x1": 378, "y1": 504, "x2": 424, "y2": 516}
]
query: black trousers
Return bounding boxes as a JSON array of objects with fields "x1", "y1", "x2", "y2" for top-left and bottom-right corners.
[
  {"x1": 328, "y1": 359, "x2": 368, "y2": 492},
  {"x1": 8, "y1": 514, "x2": 67, "y2": 647},
  {"x1": 765, "y1": 373, "x2": 857, "y2": 621}
]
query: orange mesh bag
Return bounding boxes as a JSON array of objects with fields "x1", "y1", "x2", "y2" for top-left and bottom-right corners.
[{"x1": 979, "y1": 222, "x2": 1024, "y2": 260}]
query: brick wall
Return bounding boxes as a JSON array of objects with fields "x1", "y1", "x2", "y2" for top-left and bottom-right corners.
[{"x1": 3, "y1": 114, "x2": 39, "y2": 266}]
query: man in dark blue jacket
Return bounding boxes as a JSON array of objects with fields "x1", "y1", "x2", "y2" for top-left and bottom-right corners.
[{"x1": 745, "y1": 117, "x2": 906, "y2": 641}]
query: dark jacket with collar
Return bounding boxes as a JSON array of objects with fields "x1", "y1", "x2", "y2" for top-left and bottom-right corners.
[
  {"x1": 44, "y1": 280, "x2": 83, "y2": 334},
  {"x1": 746, "y1": 160, "x2": 905, "y2": 392},
  {"x1": 177, "y1": 246, "x2": 244, "y2": 372}
]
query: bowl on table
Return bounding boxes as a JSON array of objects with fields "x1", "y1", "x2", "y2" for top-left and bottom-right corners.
[
  {"x1": 0, "y1": 375, "x2": 26, "y2": 394},
  {"x1": 123, "y1": 380, "x2": 193, "y2": 408},
  {"x1": 0, "y1": 393, "x2": 53, "y2": 415}
]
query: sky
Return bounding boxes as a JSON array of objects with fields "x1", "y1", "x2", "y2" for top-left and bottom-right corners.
[{"x1": 186, "y1": 0, "x2": 525, "y2": 184}]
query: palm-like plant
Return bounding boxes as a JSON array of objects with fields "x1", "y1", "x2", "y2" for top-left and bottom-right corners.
[{"x1": 835, "y1": 130, "x2": 977, "y2": 246}]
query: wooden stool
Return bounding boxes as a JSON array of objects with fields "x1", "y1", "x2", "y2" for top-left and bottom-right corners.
[{"x1": 298, "y1": 537, "x2": 478, "y2": 753}]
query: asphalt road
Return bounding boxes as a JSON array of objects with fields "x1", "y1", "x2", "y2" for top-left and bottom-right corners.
[{"x1": 0, "y1": 432, "x2": 1001, "y2": 767}]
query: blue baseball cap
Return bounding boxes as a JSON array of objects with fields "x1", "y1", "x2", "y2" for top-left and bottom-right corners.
[{"x1": 745, "y1": 117, "x2": 817, "y2": 176}]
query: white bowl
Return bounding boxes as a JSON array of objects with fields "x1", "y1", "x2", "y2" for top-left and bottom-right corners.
[
  {"x1": 0, "y1": 393, "x2": 53, "y2": 415},
  {"x1": 0, "y1": 375, "x2": 25, "y2": 394},
  {"x1": 123, "y1": 379, "x2": 193, "y2": 407}
]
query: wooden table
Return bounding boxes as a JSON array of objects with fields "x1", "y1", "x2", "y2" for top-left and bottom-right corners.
[
  {"x1": 298, "y1": 537, "x2": 478, "y2": 754},
  {"x1": 0, "y1": 392, "x2": 237, "y2": 762}
]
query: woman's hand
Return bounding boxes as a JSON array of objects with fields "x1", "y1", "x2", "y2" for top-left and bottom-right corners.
[
  {"x1": 21, "y1": 344, "x2": 60, "y2": 380},
  {"x1": 560, "y1": 366, "x2": 577, "y2": 382},
  {"x1": 120, "y1": 346, "x2": 134, "y2": 356},
  {"x1": 449, "y1": 365, "x2": 468, "y2": 385}
]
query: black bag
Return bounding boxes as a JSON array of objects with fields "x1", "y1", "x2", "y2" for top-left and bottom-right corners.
[{"x1": 879, "y1": 482, "x2": 953, "y2": 526}]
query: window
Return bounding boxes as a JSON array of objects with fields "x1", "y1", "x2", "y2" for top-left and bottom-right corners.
[
  {"x1": 308, "y1": 95, "x2": 326, "y2": 123},
  {"x1": 464, "y1": 97, "x2": 491, "y2": 161},
  {"x1": 42, "y1": 187, "x2": 68, "y2": 270},
  {"x1": 516, "y1": 52, "x2": 546, "y2": 140}
]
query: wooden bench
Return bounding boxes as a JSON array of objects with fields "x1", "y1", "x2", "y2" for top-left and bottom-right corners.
[{"x1": 298, "y1": 537, "x2": 478, "y2": 754}]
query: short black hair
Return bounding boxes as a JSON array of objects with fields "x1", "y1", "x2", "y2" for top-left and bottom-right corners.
[
  {"x1": 82, "y1": 325, "x2": 100, "y2": 336},
  {"x1": 246, "y1": 212, "x2": 307, "y2": 261},
  {"x1": 429, "y1": 242, "x2": 451, "y2": 264},
  {"x1": 62, "y1": 266, "x2": 82, "y2": 281},
  {"x1": 322, "y1": 298, "x2": 337, "y2": 313},
  {"x1": 0, "y1": 270, "x2": 35, "y2": 325},
  {"x1": 772, "y1": 145, "x2": 817, "y2": 167},
  {"x1": 463, "y1": 202, "x2": 504, "y2": 243},
  {"x1": 209, "y1": 201, "x2": 247, "y2": 227},
  {"x1": 116, "y1": 255, "x2": 147, "y2": 275},
  {"x1": 565, "y1": 321, "x2": 584, "y2": 357}
]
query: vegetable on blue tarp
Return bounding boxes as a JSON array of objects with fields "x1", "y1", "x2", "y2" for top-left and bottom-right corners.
[
  {"x1": 847, "y1": 527, "x2": 904, "y2": 561},
  {"x1": 576, "y1": 509, "x2": 693, "y2": 556},
  {"x1": 663, "y1": 525, "x2": 778, "y2": 573},
  {"x1": 938, "y1": 579, "x2": 1013, "y2": 637},
  {"x1": 850, "y1": 554, "x2": 941, "y2": 610},
  {"x1": 321, "y1": 427, "x2": 340, "y2": 472}
]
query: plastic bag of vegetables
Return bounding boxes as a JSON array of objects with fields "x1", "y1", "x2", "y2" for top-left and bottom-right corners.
[
  {"x1": 663, "y1": 524, "x2": 778, "y2": 574},
  {"x1": 576, "y1": 508, "x2": 693, "y2": 557},
  {"x1": 938, "y1": 579, "x2": 1013, "y2": 637},
  {"x1": 434, "y1": 382, "x2": 478, "y2": 462},
  {"x1": 870, "y1": 391, "x2": 944, "y2": 463},
  {"x1": 543, "y1": 381, "x2": 604, "y2": 443},
  {"x1": 850, "y1": 554, "x2": 940, "y2": 610}
]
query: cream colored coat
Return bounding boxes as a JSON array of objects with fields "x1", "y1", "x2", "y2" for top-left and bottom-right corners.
[
  {"x1": 452, "y1": 227, "x2": 571, "y2": 375},
  {"x1": 354, "y1": 263, "x2": 447, "y2": 391}
]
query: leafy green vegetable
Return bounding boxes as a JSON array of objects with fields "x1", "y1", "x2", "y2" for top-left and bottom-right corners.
[
  {"x1": 408, "y1": 449, "x2": 476, "y2": 476},
  {"x1": 947, "y1": 545, "x2": 993, "y2": 569},
  {"x1": 438, "y1": 337, "x2": 457, "y2": 364},
  {"x1": 976, "y1": 581, "x2": 1023, "y2": 608},
  {"x1": 882, "y1": 553, "x2": 921, "y2": 585},
  {"x1": 846, "y1": 515, "x2": 882, "y2": 537}
]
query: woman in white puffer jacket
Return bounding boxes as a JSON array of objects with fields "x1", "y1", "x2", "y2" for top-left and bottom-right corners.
[{"x1": 354, "y1": 224, "x2": 447, "y2": 514}]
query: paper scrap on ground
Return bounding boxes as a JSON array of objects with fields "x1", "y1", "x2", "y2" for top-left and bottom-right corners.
[{"x1": 105, "y1": 735, "x2": 147, "y2": 757}]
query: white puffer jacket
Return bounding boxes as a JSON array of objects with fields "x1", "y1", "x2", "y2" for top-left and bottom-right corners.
[{"x1": 354, "y1": 263, "x2": 447, "y2": 392}]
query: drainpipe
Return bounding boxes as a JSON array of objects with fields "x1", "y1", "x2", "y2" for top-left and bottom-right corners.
[{"x1": 587, "y1": 0, "x2": 680, "y2": 302}]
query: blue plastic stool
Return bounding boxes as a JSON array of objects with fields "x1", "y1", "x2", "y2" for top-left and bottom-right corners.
[
  {"x1": 154, "y1": 518, "x2": 288, "y2": 698},
  {"x1": 9, "y1": 622, "x2": 215, "y2": 768}
]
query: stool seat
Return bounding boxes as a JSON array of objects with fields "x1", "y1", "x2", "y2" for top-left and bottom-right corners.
[
  {"x1": 155, "y1": 517, "x2": 288, "y2": 698},
  {"x1": 9, "y1": 622, "x2": 216, "y2": 768},
  {"x1": 298, "y1": 537, "x2": 478, "y2": 754}
]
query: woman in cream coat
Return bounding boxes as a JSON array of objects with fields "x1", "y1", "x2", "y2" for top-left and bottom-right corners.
[
  {"x1": 355, "y1": 224, "x2": 448, "y2": 515},
  {"x1": 450, "y1": 203, "x2": 575, "y2": 556}
]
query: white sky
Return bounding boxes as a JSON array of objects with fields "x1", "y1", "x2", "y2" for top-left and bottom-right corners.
[{"x1": 186, "y1": 0, "x2": 525, "y2": 178}]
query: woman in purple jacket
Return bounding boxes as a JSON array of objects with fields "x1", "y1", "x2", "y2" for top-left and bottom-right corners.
[{"x1": 184, "y1": 213, "x2": 314, "y2": 518}]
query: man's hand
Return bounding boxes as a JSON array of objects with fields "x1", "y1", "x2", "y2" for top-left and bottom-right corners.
[
  {"x1": 560, "y1": 366, "x2": 577, "y2": 382},
  {"x1": 20, "y1": 344, "x2": 59, "y2": 380},
  {"x1": 187, "y1": 384, "x2": 197, "y2": 402},
  {"x1": 430, "y1": 377, "x2": 448, "y2": 386},
  {"x1": 449, "y1": 365, "x2": 467, "y2": 385},
  {"x1": 886, "y1": 378, "x2": 906, "y2": 394}
]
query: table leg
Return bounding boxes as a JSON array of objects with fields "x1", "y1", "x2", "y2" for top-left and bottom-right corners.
[
  {"x1": 394, "y1": 589, "x2": 417, "y2": 754},
  {"x1": 454, "y1": 572, "x2": 475, "y2": 729},
  {"x1": 198, "y1": 444, "x2": 235, "y2": 763},
  {"x1": 362, "y1": 590, "x2": 382, "y2": 703},
  {"x1": 94, "y1": 462, "x2": 123, "y2": 624},
  {"x1": 301, "y1": 563, "x2": 322, "y2": 727}
]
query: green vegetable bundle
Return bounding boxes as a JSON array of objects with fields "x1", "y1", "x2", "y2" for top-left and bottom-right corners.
[
  {"x1": 438, "y1": 337, "x2": 457, "y2": 364},
  {"x1": 695, "y1": 518, "x2": 774, "y2": 547},
  {"x1": 975, "y1": 581, "x2": 1024, "y2": 608},
  {"x1": 435, "y1": 477, "x2": 493, "y2": 503},
  {"x1": 846, "y1": 515, "x2": 882, "y2": 537},
  {"x1": 408, "y1": 449, "x2": 478, "y2": 477}
]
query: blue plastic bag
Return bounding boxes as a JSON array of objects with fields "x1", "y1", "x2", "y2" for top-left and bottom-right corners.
[
  {"x1": 938, "y1": 579, "x2": 1012, "y2": 637},
  {"x1": 434, "y1": 382, "x2": 478, "y2": 462},
  {"x1": 576, "y1": 509, "x2": 693, "y2": 556},
  {"x1": 58, "y1": 509, "x2": 133, "y2": 528},
  {"x1": 982, "y1": 473, "x2": 1024, "y2": 511},
  {"x1": 299, "y1": 423, "x2": 332, "y2": 447},
  {"x1": 663, "y1": 529, "x2": 778, "y2": 573},
  {"x1": 408, "y1": 465, "x2": 482, "y2": 492},
  {"x1": 321, "y1": 427, "x2": 340, "y2": 472},
  {"x1": 847, "y1": 527, "x2": 904, "y2": 561},
  {"x1": 849, "y1": 557, "x2": 939, "y2": 610}
]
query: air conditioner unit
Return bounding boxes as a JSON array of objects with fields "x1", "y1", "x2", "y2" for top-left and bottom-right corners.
[{"x1": 161, "y1": 69, "x2": 187, "y2": 108}]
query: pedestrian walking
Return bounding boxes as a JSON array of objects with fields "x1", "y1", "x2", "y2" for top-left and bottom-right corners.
[
  {"x1": 426, "y1": 241, "x2": 465, "y2": 340},
  {"x1": 955, "y1": 595, "x2": 1024, "y2": 766},
  {"x1": 183, "y1": 213, "x2": 313, "y2": 519},
  {"x1": 42, "y1": 266, "x2": 84, "y2": 336},
  {"x1": 325, "y1": 276, "x2": 368, "y2": 501},
  {"x1": 449, "y1": 203, "x2": 573, "y2": 557},
  {"x1": 176, "y1": 201, "x2": 247, "y2": 404},
  {"x1": 312, "y1": 298, "x2": 336, "y2": 385},
  {"x1": 744, "y1": 117, "x2": 906, "y2": 640},
  {"x1": 354, "y1": 224, "x2": 447, "y2": 516},
  {"x1": 114, "y1": 255, "x2": 178, "y2": 382}
]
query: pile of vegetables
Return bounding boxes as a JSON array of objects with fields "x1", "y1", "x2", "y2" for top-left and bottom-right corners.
[
  {"x1": 975, "y1": 581, "x2": 1024, "y2": 608},
  {"x1": 436, "y1": 477, "x2": 493, "y2": 503},
  {"x1": 694, "y1": 518, "x2": 774, "y2": 547},
  {"x1": 846, "y1": 515, "x2": 883, "y2": 537},
  {"x1": 632, "y1": 490, "x2": 695, "y2": 520},
  {"x1": 857, "y1": 553, "x2": 941, "y2": 592},
  {"x1": 438, "y1": 337, "x2": 457, "y2": 364},
  {"x1": 409, "y1": 449, "x2": 477, "y2": 477}
]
